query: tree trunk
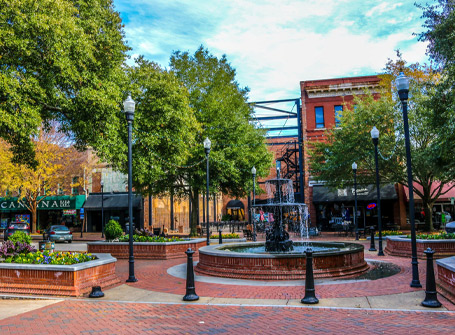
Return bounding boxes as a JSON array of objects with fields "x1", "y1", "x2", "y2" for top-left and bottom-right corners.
[
  {"x1": 31, "y1": 200, "x2": 38, "y2": 233},
  {"x1": 189, "y1": 188, "x2": 199, "y2": 237},
  {"x1": 424, "y1": 202, "x2": 434, "y2": 232}
]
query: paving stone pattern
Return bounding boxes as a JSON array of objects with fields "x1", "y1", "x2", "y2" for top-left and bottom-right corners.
[{"x1": 0, "y1": 300, "x2": 454, "y2": 335}]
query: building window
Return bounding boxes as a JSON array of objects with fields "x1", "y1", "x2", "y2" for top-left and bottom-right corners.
[
  {"x1": 72, "y1": 177, "x2": 79, "y2": 195},
  {"x1": 315, "y1": 107, "x2": 324, "y2": 128},
  {"x1": 334, "y1": 105, "x2": 343, "y2": 127}
]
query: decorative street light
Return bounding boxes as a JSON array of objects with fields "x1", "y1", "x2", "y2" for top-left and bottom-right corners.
[
  {"x1": 204, "y1": 137, "x2": 211, "y2": 246},
  {"x1": 371, "y1": 126, "x2": 384, "y2": 256},
  {"x1": 101, "y1": 180, "x2": 104, "y2": 239},
  {"x1": 124, "y1": 95, "x2": 137, "y2": 282},
  {"x1": 352, "y1": 162, "x2": 358, "y2": 240},
  {"x1": 251, "y1": 166, "x2": 257, "y2": 242},
  {"x1": 397, "y1": 72, "x2": 422, "y2": 288}
]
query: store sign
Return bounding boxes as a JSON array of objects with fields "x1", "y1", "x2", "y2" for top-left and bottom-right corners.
[
  {"x1": 0, "y1": 197, "x2": 76, "y2": 211},
  {"x1": 351, "y1": 187, "x2": 369, "y2": 196},
  {"x1": 63, "y1": 209, "x2": 77, "y2": 215},
  {"x1": 367, "y1": 203, "x2": 376, "y2": 209}
]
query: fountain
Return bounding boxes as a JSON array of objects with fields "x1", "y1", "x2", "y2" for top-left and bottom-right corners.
[{"x1": 195, "y1": 164, "x2": 369, "y2": 280}]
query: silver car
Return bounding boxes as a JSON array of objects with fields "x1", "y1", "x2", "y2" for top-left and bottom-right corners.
[{"x1": 45, "y1": 225, "x2": 73, "y2": 243}]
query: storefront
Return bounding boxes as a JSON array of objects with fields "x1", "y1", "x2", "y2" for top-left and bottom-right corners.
[
  {"x1": 83, "y1": 192, "x2": 143, "y2": 232},
  {"x1": 312, "y1": 184, "x2": 399, "y2": 231},
  {"x1": 0, "y1": 195, "x2": 86, "y2": 230}
]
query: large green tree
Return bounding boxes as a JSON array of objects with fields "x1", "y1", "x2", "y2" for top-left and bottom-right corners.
[
  {"x1": 95, "y1": 57, "x2": 200, "y2": 195},
  {"x1": 0, "y1": 0, "x2": 129, "y2": 166},
  {"x1": 169, "y1": 47, "x2": 273, "y2": 235},
  {"x1": 310, "y1": 59, "x2": 455, "y2": 231}
]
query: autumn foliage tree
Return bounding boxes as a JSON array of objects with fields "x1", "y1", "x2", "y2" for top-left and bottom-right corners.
[{"x1": 0, "y1": 125, "x2": 94, "y2": 232}]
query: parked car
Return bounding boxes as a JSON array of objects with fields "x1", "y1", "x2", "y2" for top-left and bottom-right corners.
[
  {"x1": 3, "y1": 222, "x2": 31, "y2": 240},
  {"x1": 45, "y1": 225, "x2": 73, "y2": 243},
  {"x1": 445, "y1": 221, "x2": 455, "y2": 234}
]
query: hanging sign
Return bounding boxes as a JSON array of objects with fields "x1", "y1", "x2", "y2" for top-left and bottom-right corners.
[{"x1": 367, "y1": 203, "x2": 376, "y2": 210}]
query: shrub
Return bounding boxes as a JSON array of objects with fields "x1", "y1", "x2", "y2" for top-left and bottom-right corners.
[
  {"x1": 105, "y1": 220, "x2": 123, "y2": 240},
  {"x1": 8, "y1": 231, "x2": 32, "y2": 245},
  {"x1": 118, "y1": 235, "x2": 185, "y2": 243},
  {"x1": 410, "y1": 232, "x2": 455, "y2": 240},
  {"x1": 210, "y1": 233, "x2": 240, "y2": 239},
  {"x1": 375, "y1": 230, "x2": 404, "y2": 237}
]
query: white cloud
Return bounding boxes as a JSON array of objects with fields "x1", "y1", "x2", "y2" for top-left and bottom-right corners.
[{"x1": 116, "y1": 0, "x2": 429, "y2": 101}]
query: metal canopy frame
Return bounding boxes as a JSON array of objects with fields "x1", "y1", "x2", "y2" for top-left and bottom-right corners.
[{"x1": 249, "y1": 98, "x2": 304, "y2": 203}]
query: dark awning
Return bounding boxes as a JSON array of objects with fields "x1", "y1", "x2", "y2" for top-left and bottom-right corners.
[
  {"x1": 83, "y1": 193, "x2": 142, "y2": 210},
  {"x1": 226, "y1": 200, "x2": 244, "y2": 209},
  {"x1": 312, "y1": 184, "x2": 397, "y2": 203}
]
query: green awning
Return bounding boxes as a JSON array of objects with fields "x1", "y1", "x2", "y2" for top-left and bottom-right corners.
[{"x1": 0, "y1": 195, "x2": 86, "y2": 212}]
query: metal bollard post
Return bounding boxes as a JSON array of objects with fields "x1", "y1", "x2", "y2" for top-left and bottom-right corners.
[
  {"x1": 421, "y1": 248, "x2": 442, "y2": 308},
  {"x1": 219, "y1": 230, "x2": 223, "y2": 244},
  {"x1": 369, "y1": 226, "x2": 377, "y2": 251},
  {"x1": 301, "y1": 248, "x2": 319, "y2": 304},
  {"x1": 183, "y1": 248, "x2": 199, "y2": 301}
]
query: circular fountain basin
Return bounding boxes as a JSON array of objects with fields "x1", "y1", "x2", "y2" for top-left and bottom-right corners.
[{"x1": 196, "y1": 242, "x2": 369, "y2": 280}]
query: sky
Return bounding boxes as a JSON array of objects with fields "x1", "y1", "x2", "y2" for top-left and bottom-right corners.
[{"x1": 113, "y1": 0, "x2": 430, "y2": 103}]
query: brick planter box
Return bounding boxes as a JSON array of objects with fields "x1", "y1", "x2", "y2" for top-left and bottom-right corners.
[
  {"x1": 385, "y1": 236, "x2": 455, "y2": 259},
  {"x1": 436, "y1": 257, "x2": 455, "y2": 304},
  {"x1": 0, "y1": 254, "x2": 119, "y2": 297},
  {"x1": 87, "y1": 238, "x2": 206, "y2": 260}
]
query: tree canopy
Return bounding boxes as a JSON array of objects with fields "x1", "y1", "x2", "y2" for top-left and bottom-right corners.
[
  {"x1": 169, "y1": 47, "x2": 273, "y2": 233},
  {"x1": 309, "y1": 57, "x2": 455, "y2": 230},
  {"x1": 0, "y1": 0, "x2": 129, "y2": 166}
]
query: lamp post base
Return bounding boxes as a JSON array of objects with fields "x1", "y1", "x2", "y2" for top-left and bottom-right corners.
[
  {"x1": 411, "y1": 280, "x2": 422, "y2": 288},
  {"x1": 126, "y1": 276, "x2": 138, "y2": 283}
]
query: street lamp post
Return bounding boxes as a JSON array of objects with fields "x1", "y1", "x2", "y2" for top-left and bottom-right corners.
[
  {"x1": 101, "y1": 180, "x2": 104, "y2": 239},
  {"x1": 124, "y1": 95, "x2": 137, "y2": 283},
  {"x1": 204, "y1": 137, "x2": 211, "y2": 246},
  {"x1": 397, "y1": 72, "x2": 422, "y2": 288},
  {"x1": 352, "y1": 162, "x2": 358, "y2": 240},
  {"x1": 371, "y1": 126, "x2": 384, "y2": 256},
  {"x1": 251, "y1": 166, "x2": 257, "y2": 242}
]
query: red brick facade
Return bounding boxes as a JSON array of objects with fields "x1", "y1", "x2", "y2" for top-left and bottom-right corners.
[
  {"x1": 0, "y1": 261, "x2": 119, "y2": 297},
  {"x1": 87, "y1": 239, "x2": 207, "y2": 260}
]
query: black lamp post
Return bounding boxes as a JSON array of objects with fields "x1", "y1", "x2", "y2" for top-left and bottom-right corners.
[
  {"x1": 101, "y1": 180, "x2": 104, "y2": 239},
  {"x1": 124, "y1": 95, "x2": 137, "y2": 282},
  {"x1": 397, "y1": 72, "x2": 422, "y2": 288},
  {"x1": 251, "y1": 166, "x2": 257, "y2": 242},
  {"x1": 371, "y1": 126, "x2": 384, "y2": 256},
  {"x1": 352, "y1": 162, "x2": 358, "y2": 240},
  {"x1": 204, "y1": 137, "x2": 211, "y2": 246}
]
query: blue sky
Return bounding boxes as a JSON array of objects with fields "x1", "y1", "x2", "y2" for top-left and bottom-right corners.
[{"x1": 114, "y1": 0, "x2": 429, "y2": 102}]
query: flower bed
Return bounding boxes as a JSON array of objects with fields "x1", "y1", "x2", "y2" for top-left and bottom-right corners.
[
  {"x1": 385, "y1": 236, "x2": 455, "y2": 259},
  {"x1": 87, "y1": 238, "x2": 206, "y2": 260},
  {"x1": 209, "y1": 233, "x2": 240, "y2": 239},
  {"x1": 0, "y1": 253, "x2": 119, "y2": 296}
]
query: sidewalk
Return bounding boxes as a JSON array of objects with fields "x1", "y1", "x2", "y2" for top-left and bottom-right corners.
[{"x1": 1, "y1": 234, "x2": 454, "y2": 334}]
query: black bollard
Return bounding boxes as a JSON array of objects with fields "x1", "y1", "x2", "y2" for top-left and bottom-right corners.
[
  {"x1": 369, "y1": 226, "x2": 377, "y2": 251},
  {"x1": 301, "y1": 248, "x2": 319, "y2": 304},
  {"x1": 219, "y1": 229, "x2": 223, "y2": 244},
  {"x1": 88, "y1": 286, "x2": 104, "y2": 298},
  {"x1": 183, "y1": 248, "x2": 199, "y2": 301},
  {"x1": 421, "y1": 248, "x2": 442, "y2": 308}
]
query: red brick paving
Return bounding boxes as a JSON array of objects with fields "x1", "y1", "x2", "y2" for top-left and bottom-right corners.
[
  {"x1": 113, "y1": 237, "x2": 453, "y2": 303},
  {"x1": 1, "y1": 234, "x2": 455, "y2": 334},
  {"x1": 0, "y1": 300, "x2": 454, "y2": 335}
]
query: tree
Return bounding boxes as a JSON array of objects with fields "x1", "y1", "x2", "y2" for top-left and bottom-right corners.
[
  {"x1": 169, "y1": 46, "x2": 273, "y2": 235},
  {"x1": 0, "y1": 0, "x2": 129, "y2": 166},
  {"x1": 309, "y1": 58, "x2": 455, "y2": 231},
  {"x1": 0, "y1": 125, "x2": 92, "y2": 232},
  {"x1": 92, "y1": 57, "x2": 200, "y2": 195}
]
